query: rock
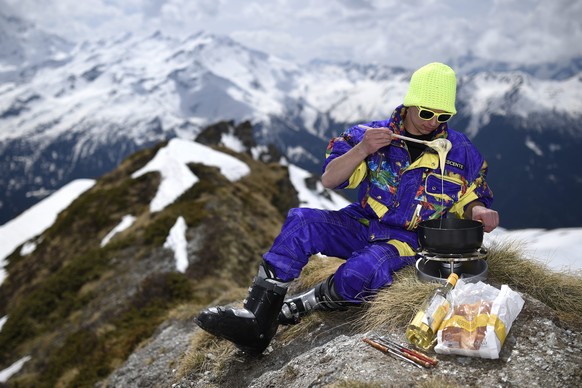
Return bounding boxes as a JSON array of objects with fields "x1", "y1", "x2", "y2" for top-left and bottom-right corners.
[
  {"x1": 102, "y1": 319, "x2": 196, "y2": 387},
  {"x1": 104, "y1": 293, "x2": 582, "y2": 387}
]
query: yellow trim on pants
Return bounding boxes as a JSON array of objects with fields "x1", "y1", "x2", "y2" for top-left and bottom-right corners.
[{"x1": 388, "y1": 240, "x2": 416, "y2": 257}]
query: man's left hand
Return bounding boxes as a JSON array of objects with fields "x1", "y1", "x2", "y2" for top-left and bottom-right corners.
[{"x1": 472, "y1": 206, "x2": 499, "y2": 232}]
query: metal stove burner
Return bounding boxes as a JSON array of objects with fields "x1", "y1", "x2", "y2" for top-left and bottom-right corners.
[
  {"x1": 415, "y1": 247, "x2": 489, "y2": 284},
  {"x1": 416, "y1": 247, "x2": 488, "y2": 262}
]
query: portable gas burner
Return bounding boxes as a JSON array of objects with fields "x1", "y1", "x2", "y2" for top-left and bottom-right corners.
[
  {"x1": 415, "y1": 247, "x2": 489, "y2": 284},
  {"x1": 415, "y1": 218, "x2": 489, "y2": 284}
]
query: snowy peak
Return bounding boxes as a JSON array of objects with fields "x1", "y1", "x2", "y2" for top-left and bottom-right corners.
[
  {"x1": 0, "y1": 30, "x2": 301, "y2": 143},
  {"x1": 2, "y1": 28, "x2": 581, "y2": 145},
  {"x1": 1, "y1": 26, "x2": 582, "y2": 228},
  {"x1": 0, "y1": 9, "x2": 74, "y2": 82},
  {"x1": 458, "y1": 70, "x2": 582, "y2": 137}
]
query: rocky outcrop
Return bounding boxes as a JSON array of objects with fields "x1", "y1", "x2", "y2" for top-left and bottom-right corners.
[{"x1": 105, "y1": 292, "x2": 582, "y2": 388}]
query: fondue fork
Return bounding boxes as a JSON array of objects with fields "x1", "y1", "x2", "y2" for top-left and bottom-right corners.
[{"x1": 357, "y1": 125, "x2": 450, "y2": 150}]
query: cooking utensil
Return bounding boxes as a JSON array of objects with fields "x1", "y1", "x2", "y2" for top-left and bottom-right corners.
[
  {"x1": 417, "y1": 219, "x2": 484, "y2": 254},
  {"x1": 377, "y1": 337, "x2": 438, "y2": 366},
  {"x1": 357, "y1": 125, "x2": 452, "y2": 153},
  {"x1": 362, "y1": 337, "x2": 425, "y2": 369}
]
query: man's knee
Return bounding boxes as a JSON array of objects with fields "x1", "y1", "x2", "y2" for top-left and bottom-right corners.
[
  {"x1": 333, "y1": 244, "x2": 402, "y2": 301},
  {"x1": 285, "y1": 207, "x2": 323, "y2": 223}
]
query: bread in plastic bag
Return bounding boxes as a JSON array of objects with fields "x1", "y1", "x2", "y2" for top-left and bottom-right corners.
[{"x1": 434, "y1": 279, "x2": 525, "y2": 359}]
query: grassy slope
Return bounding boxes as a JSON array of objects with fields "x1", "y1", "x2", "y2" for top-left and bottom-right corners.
[{"x1": 0, "y1": 140, "x2": 297, "y2": 387}]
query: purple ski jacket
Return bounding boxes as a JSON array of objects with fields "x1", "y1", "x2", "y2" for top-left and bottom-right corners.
[{"x1": 322, "y1": 105, "x2": 494, "y2": 249}]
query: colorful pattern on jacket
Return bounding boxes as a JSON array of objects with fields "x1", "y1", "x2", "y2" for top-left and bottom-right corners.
[{"x1": 322, "y1": 105, "x2": 494, "y2": 247}]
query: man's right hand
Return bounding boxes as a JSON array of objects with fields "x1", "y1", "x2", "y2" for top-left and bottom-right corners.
[
  {"x1": 358, "y1": 125, "x2": 394, "y2": 155},
  {"x1": 322, "y1": 125, "x2": 393, "y2": 189}
]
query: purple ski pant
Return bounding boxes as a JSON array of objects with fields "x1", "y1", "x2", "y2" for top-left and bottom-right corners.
[{"x1": 263, "y1": 208, "x2": 416, "y2": 303}]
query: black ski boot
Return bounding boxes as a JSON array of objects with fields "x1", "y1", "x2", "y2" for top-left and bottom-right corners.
[
  {"x1": 279, "y1": 274, "x2": 352, "y2": 325},
  {"x1": 195, "y1": 261, "x2": 288, "y2": 355}
]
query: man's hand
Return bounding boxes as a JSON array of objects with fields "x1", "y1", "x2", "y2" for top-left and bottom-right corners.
[
  {"x1": 471, "y1": 206, "x2": 499, "y2": 233},
  {"x1": 358, "y1": 126, "x2": 393, "y2": 155},
  {"x1": 322, "y1": 125, "x2": 393, "y2": 189}
]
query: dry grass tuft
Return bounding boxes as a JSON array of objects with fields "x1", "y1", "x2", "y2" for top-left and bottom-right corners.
[
  {"x1": 176, "y1": 330, "x2": 237, "y2": 379},
  {"x1": 485, "y1": 240, "x2": 582, "y2": 322},
  {"x1": 357, "y1": 266, "x2": 439, "y2": 333},
  {"x1": 277, "y1": 311, "x2": 327, "y2": 344},
  {"x1": 358, "y1": 239, "x2": 582, "y2": 334},
  {"x1": 175, "y1": 284, "x2": 247, "y2": 379},
  {"x1": 290, "y1": 254, "x2": 344, "y2": 290}
]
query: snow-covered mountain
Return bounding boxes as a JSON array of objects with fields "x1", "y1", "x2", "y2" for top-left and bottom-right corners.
[
  {"x1": 0, "y1": 10, "x2": 74, "y2": 83},
  {"x1": 1, "y1": 11, "x2": 581, "y2": 229}
]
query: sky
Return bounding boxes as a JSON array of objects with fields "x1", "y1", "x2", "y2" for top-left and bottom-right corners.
[{"x1": 2, "y1": 0, "x2": 581, "y2": 69}]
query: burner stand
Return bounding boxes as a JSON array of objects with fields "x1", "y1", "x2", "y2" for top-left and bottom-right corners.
[{"x1": 415, "y1": 247, "x2": 488, "y2": 284}]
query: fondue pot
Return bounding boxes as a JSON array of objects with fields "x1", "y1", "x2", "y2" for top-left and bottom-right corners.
[{"x1": 417, "y1": 219, "x2": 484, "y2": 254}]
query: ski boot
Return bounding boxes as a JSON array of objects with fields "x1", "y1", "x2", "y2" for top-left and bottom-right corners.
[
  {"x1": 279, "y1": 274, "x2": 352, "y2": 325},
  {"x1": 195, "y1": 261, "x2": 289, "y2": 355}
]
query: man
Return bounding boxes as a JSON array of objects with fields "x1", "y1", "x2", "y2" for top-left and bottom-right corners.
[{"x1": 195, "y1": 62, "x2": 499, "y2": 355}]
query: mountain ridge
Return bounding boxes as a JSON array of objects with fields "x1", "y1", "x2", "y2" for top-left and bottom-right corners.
[{"x1": 1, "y1": 15, "x2": 581, "y2": 228}]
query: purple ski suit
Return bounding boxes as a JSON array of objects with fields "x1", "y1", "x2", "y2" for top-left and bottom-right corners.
[{"x1": 263, "y1": 105, "x2": 494, "y2": 303}]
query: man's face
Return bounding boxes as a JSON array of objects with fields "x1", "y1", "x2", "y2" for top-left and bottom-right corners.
[{"x1": 405, "y1": 106, "x2": 448, "y2": 136}]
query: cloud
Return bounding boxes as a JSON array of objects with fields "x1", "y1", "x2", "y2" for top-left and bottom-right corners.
[
  {"x1": 480, "y1": 0, "x2": 582, "y2": 64},
  {"x1": 2, "y1": 0, "x2": 581, "y2": 69}
]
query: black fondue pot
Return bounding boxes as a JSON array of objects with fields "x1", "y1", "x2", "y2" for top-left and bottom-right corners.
[{"x1": 417, "y1": 219, "x2": 484, "y2": 254}]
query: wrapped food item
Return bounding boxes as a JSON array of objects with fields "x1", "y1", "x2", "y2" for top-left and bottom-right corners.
[{"x1": 434, "y1": 279, "x2": 525, "y2": 359}]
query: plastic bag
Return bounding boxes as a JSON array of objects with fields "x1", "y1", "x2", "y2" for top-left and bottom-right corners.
[{"x1": 434, "y1": 279, "x2": 525, "y2": 359}]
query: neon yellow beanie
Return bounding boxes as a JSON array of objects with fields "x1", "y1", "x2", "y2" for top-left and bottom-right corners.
[{"x1": 403, "y1": 62, "x2": 457, "y2": 114}]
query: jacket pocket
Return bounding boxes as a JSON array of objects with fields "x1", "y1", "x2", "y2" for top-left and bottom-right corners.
[
  {"x1": 424, "y1": 173, "x2": 463, "y2": 202},
  {"x1": 368, "y1": 184, "x2": 395, "y2": 208}
]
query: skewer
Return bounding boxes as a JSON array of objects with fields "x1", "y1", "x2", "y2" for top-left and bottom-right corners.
[
  {"x1": 377, "y1": 337, "x2": 438, "y2": 366},
  {"x1": 362, "y1": 338, "x2": 423, "y2": 369},
  {"x1": 371, "y1": 337, "x2": 434, "y2": 368},
  {"x1": 391, "y1": 133, "x2": 432, "y2": 146}
]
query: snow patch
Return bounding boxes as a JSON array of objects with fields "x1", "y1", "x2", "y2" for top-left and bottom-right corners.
[
  {"x1": 288, "y1": 164, "x2": 350, "y2": 210},
  {"x1": 164, "y1": 216, "x2": 189, "y2": 273},
  {"x1": 484, "y1": 227, "x2": 582, "y2": 273},
  {"x1": 525, "y1": 137, "x2": 543, "y2": 156},
  {"x1": 221, "y1": 132, "x2": 246, "y2": 152},
  {"x1": 131, "y1": 138, "x2": 250, "y2": 212},
  {"x1": 101, "y1": 215, "x2": 136, "y2": 247},
  {"x1": 19, "y1": 241, "x2": 38, "y2": 256},
  {"x1": 0, "y1": 179, "x2": 95, "y2": 285},
  {"x1": 0, "y1": 356, "x2": 32, "y2": 383}
]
